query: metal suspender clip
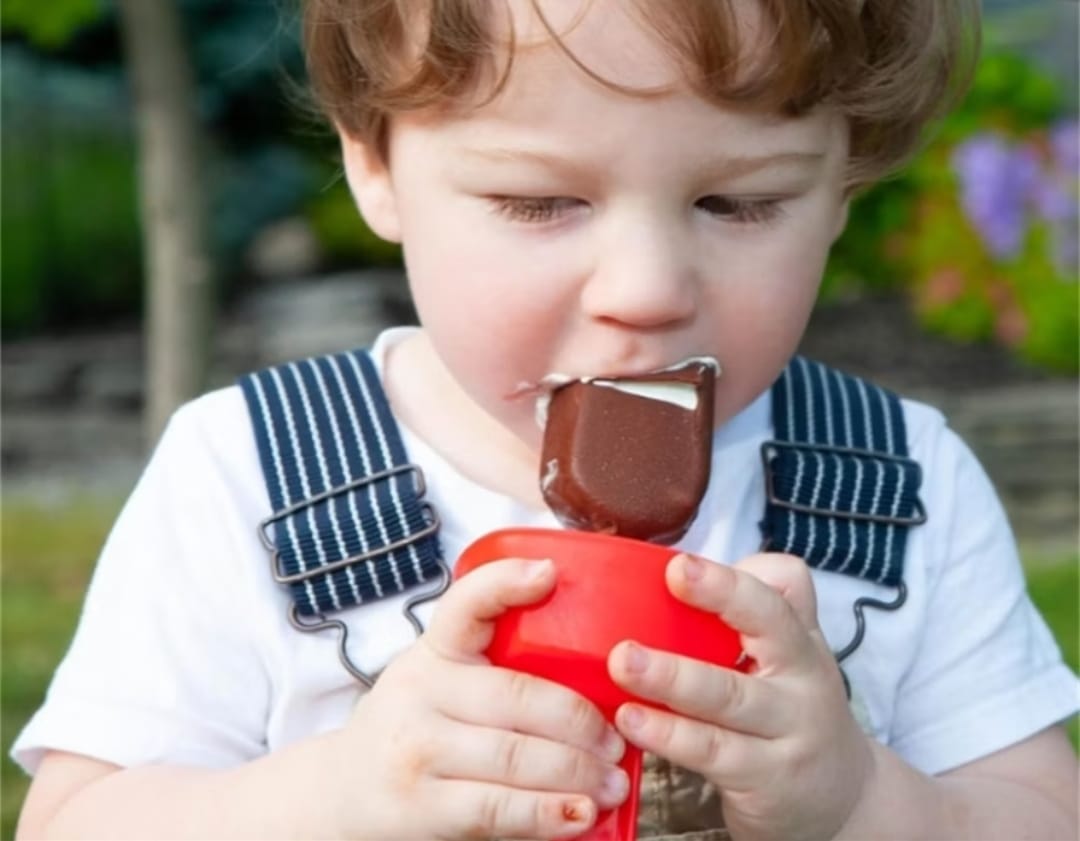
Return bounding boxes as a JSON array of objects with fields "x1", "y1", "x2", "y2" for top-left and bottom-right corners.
[
  {"x1": 761, "y1": 441, "x2": 928, "y2": 526},
  {"x1": 256, "y1": 463, "x2": 441, "y2": 585},
  {"x1": 256, "y1": 462, "x2": 448, "y2": 688}
]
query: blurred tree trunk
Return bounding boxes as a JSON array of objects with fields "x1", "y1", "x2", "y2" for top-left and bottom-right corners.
[{"x1": 117, "y1": 0, "x2": 213, "y2": 448}]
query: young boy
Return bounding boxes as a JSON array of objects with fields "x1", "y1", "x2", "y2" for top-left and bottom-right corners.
[{"x1": 14, "y1": 1, "x2": 1079, "y2": 838}]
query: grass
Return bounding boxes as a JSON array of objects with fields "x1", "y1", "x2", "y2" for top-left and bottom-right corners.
[
  {"x1": 1, "y1": 497, "x2": 1077, "y2": 836},
  {"x1": 1025, "y1": 557, "x2": 1080, "y2": 749},
  {"x1": 1, "y1": 495, "x2": 119, "y2": 839}
]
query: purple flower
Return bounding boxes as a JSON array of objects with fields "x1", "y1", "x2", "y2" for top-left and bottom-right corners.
[
  {"x1": 1031, "y1": 178, "x2": 1073, "y2": 223},
  {"x1": 1047, "y1": 119, "x2": 1079, "y2": 275},
  {"x1": 952, "y1": 126, "x2": 1079, "y2": 273},
  {"x1": 952, "y1": 136, "x2": 1038, "y2": 259},
  {"x1": 1050, "y1": 119, "x2": 1079, "y2": 177}
]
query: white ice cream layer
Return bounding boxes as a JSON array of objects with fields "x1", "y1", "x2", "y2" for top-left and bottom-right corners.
[
  {"x1": 591, "y1": 379, "x2": 697, "y2": 410},
  {"x1": 534, "y1": 356, "x2": 720, "y2": 428}
]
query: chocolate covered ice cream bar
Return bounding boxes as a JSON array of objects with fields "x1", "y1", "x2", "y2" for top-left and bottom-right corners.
[{"x1": 539, "y1": 359, "x2": 717, "y2": 544}]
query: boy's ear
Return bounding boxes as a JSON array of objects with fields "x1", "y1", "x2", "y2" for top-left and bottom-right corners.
[
  {"x1": 339, "y1": 130, "x2": 402, "y2": 243},
  {"x1": 831, "y1": 197, "x2": 851, "y2": 244}
]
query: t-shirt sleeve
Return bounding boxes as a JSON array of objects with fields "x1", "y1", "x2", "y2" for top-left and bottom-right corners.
[
  {"x1": 887, "y1": 423, "x2": 1080, "y2": 774},
  {"x1": 11, "y1": 391, "x2": 274, "y2": 774}
]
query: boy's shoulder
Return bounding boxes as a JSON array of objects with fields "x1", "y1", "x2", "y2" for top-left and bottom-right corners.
[
  {"x1": 165, "y1": 383, "x2": 253, "y2": 446},
  {"x1": 896, "y1": 392, "x2": 949, "y2": 452},
  {"x1": 154, "y1": 384, "x2": 268, "y2": 502}
]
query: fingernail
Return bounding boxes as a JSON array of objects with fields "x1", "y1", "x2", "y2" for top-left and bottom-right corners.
[
  {"x1": 621, "y1": 704, "x2": 646, "y2": 730},
  {"x1": 600, "y1": 725, "x2": 625, "y2": 762},
  {"x1": 624, "y1": 641, "x2": 649, "y2": 673},
  {"x1": 525, "y1": 559, "x2": 553, "y2": 582},
  {"x1": 679, "y1": 553, "x2": 704, "y2": 581},
  {"x1": 599, "y1": 768, "x2": 630, "y2": 807}
]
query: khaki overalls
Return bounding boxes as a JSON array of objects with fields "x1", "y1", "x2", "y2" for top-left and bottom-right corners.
[{"x1": 636, "y1": 754, "x2": 729, "y2": 841}]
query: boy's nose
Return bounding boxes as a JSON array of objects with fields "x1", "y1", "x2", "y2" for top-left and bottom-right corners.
[{"x1": 580, "y1": 216, "x2": 698, "y2": 329}]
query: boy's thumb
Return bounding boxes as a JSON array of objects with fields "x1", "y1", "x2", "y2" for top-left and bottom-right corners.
[
  {"x1": 731, "y1": 552, "x2": 820, "y2": 631},
  {"x1": 423, "y1": 558, "x2": 555, "y2": 662}
]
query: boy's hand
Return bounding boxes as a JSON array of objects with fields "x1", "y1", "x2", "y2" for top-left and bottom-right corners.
[
  {"x1": 330, "y1": 558, "x2": 629, "y2": 840},
  {"x1": 607, "y1": 553, "x2": 872, "y2": 841}
]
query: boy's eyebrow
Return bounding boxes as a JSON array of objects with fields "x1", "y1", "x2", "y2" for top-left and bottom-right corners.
[
  {"x1": 459, "y1": 147, "x2": 826, "y2": 180},
  {"x1": 458, "y1": 147, "x2": 594, "y2": 179},
  {"x1": 698, "y1": 151, "x2": 826, "y2": 181}
]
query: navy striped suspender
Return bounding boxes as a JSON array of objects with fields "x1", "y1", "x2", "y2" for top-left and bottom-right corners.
[
  {"x1": 761, "y1": 356, "x2": 924, "y2": 586},
  {"x1": 761, "y1": 356, "x2": 925, "y2": 662},
  {"x1": 239, "y1": 350, "x2": 448, "y2": 684},
  {"x1": 240, "y1": 351, "x2": 925, "y2": 679}
]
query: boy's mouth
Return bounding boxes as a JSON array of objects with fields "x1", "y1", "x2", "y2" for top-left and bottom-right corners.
[{"x1": 532, "y1": 356, "x2": 722, "y2": 429}]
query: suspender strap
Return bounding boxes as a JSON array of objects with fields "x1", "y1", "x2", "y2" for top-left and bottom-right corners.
[
  {"x1": 761, "y1": 356, "x2": 925, "y2": 588},
  {"x1": 239, "y1": 350, "x2": 444, "y2": 617}
]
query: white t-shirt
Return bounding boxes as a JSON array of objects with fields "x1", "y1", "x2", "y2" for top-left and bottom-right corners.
[{"x1": 14, "y1": 328, "x2": 1079, "y2": 777}]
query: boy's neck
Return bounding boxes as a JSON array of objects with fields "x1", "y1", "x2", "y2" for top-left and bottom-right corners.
[{"x1": 382, "y1": 331, "x2": 547, "y2": 510}]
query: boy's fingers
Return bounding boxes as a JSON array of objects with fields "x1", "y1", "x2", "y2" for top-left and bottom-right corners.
[
  {"x1": 665, "y1": 553, "x2": 817, "y2": 669},
  {"x1": 729, "y1": 552, "x2": 819, "y2": 630},
  {"x1": 425, "y1": 558, "x2": 555, "y2": 662},
  {"x1": 427, "y1": 721, "x2": 629, "y2": 811},
  {"x1": 607, "y1": 641, "x2": 790, "y2": 737},
  {"x1": 436, "y1": 661, "x2": 625, "y2": 764},
  {"x1": 613, "y1": 703, "x2": 772, "y2": 793}
]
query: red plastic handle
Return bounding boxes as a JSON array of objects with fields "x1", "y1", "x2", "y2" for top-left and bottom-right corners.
[{"x1": 456, "y1": 528, "x2": 744, "y2": 841}]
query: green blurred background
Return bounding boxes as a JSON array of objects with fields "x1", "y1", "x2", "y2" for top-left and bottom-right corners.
[{"x1": 1, "y1": 0, "x2": 1077, "y2": 836}]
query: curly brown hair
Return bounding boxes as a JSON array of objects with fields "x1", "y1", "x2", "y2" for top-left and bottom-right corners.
[{"x1": 303, "y1": 0, "x2": 980, "y2": 190}]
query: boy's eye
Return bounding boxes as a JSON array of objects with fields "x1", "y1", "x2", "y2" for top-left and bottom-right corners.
[
  {"x1": 489, "y1": 196, "x2": 585, "y2": 223},
  {"x1": 696, "y1": 195, "x2": 785, "y2": 225}
]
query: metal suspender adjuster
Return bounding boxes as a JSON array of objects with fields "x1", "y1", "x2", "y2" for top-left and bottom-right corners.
[
  {"x1": 761, "y1": 441, "x2": 927, "y2": 527},
  {"x1": 255, "y1": 461, "x2": 448, "y2": 688},
  {"x1": 256, "y1": 464, "x2": 441, "y2": 585}
]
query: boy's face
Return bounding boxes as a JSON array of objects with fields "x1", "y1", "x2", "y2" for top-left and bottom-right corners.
[{"x1": 342, "y1": 0, "x2": 850, "y2": 456}]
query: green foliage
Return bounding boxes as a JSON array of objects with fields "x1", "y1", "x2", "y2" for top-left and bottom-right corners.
[
  {"x1": 940, "y1": 52, "x2": 1064, "y2": 140},
  {"x1": 0, "y1": 3, "x2": 386, "y2": 334},
  {"x1": 903, "y1": 86, "x2": 1078, "y2": 370},
  {"x1": 827, "y1": 50, "x2": 1078, "y2": 373},
  {"x1": 1011, "y1": 235, "x2": 1080, "y2": 372},
  {"x1": 823, "y1": 178, "x2": 918, "y2": 295},
  {"x1": 0, "y1": 0, "x2": 103, "y2": 49},
  {"x1": 306, "y1": 177, "x2": 404, "y2": 267},
  {"x1": 1, "y1": 97, "x2": 143, "y2": 335}
]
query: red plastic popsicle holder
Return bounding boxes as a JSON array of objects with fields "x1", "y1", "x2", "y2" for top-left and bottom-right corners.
[{"x1": 454, "y1": 528, "x2": 744, "y2": 841}]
